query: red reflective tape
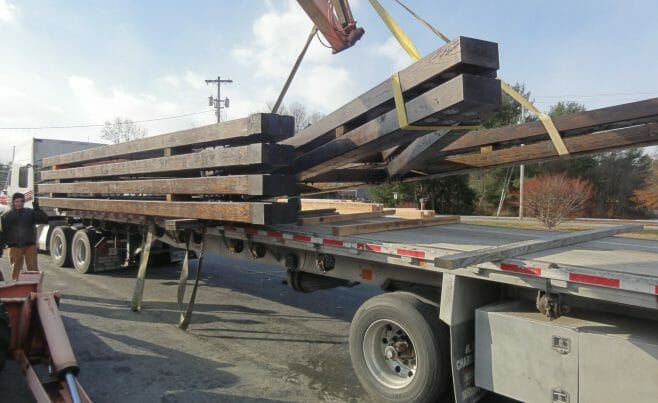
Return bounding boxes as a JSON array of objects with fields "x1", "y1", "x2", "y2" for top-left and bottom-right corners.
[
  {"x1": 267, "y1": 231, "x2": 283, "y2": 238},
  {"x1": 397, "y1": 248, "x2": 425, "y2": 259},
  {"x1": 323, "y1": 239, "x2": 343, "y2": 247},
  {"x1": 293, "y1": 234, "x2": 312, "y2": 242},
  {"x1": 569, "y1": 273, "x2": 620, "y2": 288},
  {"x1": 655, "y1": 285, "x2": 658, "y2": 295},
  {"x1": 500, "y1": 263, "x2": 542, "y2": 276},
  {"x1": 365, "y1": 244, "x2": 381, "y2": 252},
  {"x1": 244, "y1": 227, "x2": 258, "y2": 235}
]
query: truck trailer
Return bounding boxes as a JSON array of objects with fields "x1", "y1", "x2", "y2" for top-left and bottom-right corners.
[{"x1": 10, "y1": 133, "x2": 656, "y2": 402}]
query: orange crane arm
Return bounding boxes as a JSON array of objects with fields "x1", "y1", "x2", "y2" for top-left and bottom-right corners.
[{"x1": 297, "y1": 0, "x2": 365, "y2": 53}]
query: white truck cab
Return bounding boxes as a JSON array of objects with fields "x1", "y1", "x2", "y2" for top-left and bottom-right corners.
[{"x1": 1, "y1": 137, "x2": 105, "y2": 247}]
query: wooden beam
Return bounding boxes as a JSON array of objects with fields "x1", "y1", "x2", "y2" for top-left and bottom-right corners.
[
  {"x1": 295, "y1": 74, "x2": 502, "y2": 180},
  {"x1": 393, "y1": 208, "x2": 436, "y2": 219},
  {"x1": 38, "y1": 175, "x2": 297, "y2": 196},
  {"x1": 42, "y1": 113, "x2": 295, "y2": 168},
  {"x1": 297, "y1": 208, "x2": 337, "y2": 217},
  {"x1": 332, "y1": 215, "x2": 460, "y2": 236},
  {"x1": 295, "y1": 199, "x2": 384, "y2": 214},
  {"x1": 386, "y1": 130, "x2": 450, "y2": 177},
  {"x1": 41, "y1": 143, "x2": 294, "y2": 180},
  {"x1": 435, "y1": 224, "x2": 643, "y2": 269},
  {"x1": 39, "y1": 197, "x2": 297, "y2": 225},
  {"x1": 283, "y1": 36, "x2": 499, "y2": 154},
  {"x1": 298, "y1": 209, "x2": 395, "y2": 226},
  {"x1": 440, "y1": 97, "x2": 658, "y2": 154},
  {"x1": 422, "y1": 122, "x2": 658, "y2": 174},
  {"x1": 163, "y1": 219, "x2": 206, "y2": 231}
]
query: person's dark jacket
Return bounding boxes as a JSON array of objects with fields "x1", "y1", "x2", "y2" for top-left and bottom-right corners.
[{"x1": 0, "y1": 206, "x2": 48, "y2": 248}]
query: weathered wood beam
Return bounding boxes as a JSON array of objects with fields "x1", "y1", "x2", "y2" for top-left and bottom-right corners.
[
  {"x1": 38, "y1": 175, "x2": 297, "y2": 196},
  {"x1": 297, "y1": 208, "x2": 337, "y2": 217},
  {"x1": 283, "y1": 36, "x2": 499, "y2": 154},
  {"x1": 435, "y1": 224, "x2": 643, "y2": 269},
  {"x1": 294, "y1": 74, "x2": 501, "y2": 180},
  {"x1": 386, "y1": 130, "x2": 450, "y2": 177},
  {"x1": 421, "y1": 122, "x2": 658, "y2": 174},
  {"x1": 440, "y1": 97, "x2": 658, "y2": 154},
  {"x1": 42, "y1": 113, "x2": 295, "y2": 168},
  {"x1": 39, "y1": 197, "x2": 297, "y2": 225},
  {"x1": 332, "y1": 215, "x2": 460, "y2": 236},
  {"x1": 41, "y1": 144, "x2": 294, "y2": 181}
]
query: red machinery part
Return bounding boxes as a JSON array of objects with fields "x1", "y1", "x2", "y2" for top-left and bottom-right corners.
[
  {"x1": 297, "y1": 0, "x2": 365, "y2": 53},
  {"x1": 0, "y1": 272, "x2": 91, "y2": 403}
]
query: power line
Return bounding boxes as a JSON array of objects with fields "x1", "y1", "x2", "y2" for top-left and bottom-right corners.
[{"x1": 0, "y1": 109, "x2": 214, "y2": 130}]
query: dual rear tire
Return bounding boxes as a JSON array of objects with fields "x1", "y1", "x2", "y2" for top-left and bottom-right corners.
[{"x1": 50, "y1": 227, "x2": 97, "y2": 274}]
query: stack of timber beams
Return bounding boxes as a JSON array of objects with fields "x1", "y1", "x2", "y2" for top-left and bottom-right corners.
[
  {"x1": 284, "y1": 36, "x2": 502, "y2": 182},
  {"x1": 36, "y1": 35, "x2": 658, "y2": 225},
  {"x1": 298, "y1": 97, "x2": 658, "y2": 193},
  {"x1": 38, "y1": 114, "x2": 299, "y2": 225}
]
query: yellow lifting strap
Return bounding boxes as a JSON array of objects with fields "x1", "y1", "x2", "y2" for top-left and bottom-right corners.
[
  {"x1": 499, "y1": 81, "x2": 569, "y2": 155},
  {"x1": 392, "y1": 72, "x2": 480, "y2": 132},
  {"x1": 369, "y1": 0, "x2": 570, "y2": 155},
  {"x1": 368, "y1": 0, "x2": 422, "y2": 62}
]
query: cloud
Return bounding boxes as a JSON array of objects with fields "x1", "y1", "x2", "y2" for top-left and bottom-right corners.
[
  {"x1": 370, "y1": 36, "x2": 414, "y2": 71},
  {"x1": 0, "y1": 0, "x2": 18, "y2": 25},
  {"x1": 230, "y1": 0, "x2": 355, "y2": 114}
]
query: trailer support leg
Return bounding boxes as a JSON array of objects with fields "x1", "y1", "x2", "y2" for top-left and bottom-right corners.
[
  {"x1": 179, "y1": 239, "x2": 205, "y2": 330},
  {"x1": 131, "y1": 224, "x2": 156, "y2": 311}
]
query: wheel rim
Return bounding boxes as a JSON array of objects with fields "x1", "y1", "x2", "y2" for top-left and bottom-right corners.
[
  {"x1": 52, "y1": 234, "x2": 64, "y2": 260},
  {"x1": 74, "y1": 238, "x2": 88, "y2": 267},
  {"x1": 362, "y1": 319, "x2": 418, "y2": 389}
]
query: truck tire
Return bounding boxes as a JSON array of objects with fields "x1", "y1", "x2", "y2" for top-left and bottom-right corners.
[
  {"x1": 349, "y1": 292, "x2": 450, "y2": 403},
  {"x1": 0, "y1": 303, "x2": 9, "y2": 372},
  {"x1": 50, "y1": 226, "x2": 74, "y2": 268},
  {"x1": 71, "y1": 229, "x2": 98, "y2": 274}
]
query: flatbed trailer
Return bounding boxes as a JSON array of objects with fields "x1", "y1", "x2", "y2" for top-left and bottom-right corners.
[{"x1": 45, "y1": 209, "x2": 658, "y2": 403}]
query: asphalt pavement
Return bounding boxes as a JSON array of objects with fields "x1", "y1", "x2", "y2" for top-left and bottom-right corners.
[{"x1": 0, "y1": 252, "x2": 380, "y2": 402}]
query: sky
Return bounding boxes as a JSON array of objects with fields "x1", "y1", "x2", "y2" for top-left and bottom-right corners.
[{"x1": 1, "y1": 0, "x2": 658, "y2": 162}]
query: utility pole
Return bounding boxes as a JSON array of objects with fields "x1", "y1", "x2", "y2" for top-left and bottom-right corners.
[
  {"x1": 205, "y1": 76, "x2": 233, "y2": 123},
  {"x1": 519, "y1": 106, "x2": 525, "y2": 220}
]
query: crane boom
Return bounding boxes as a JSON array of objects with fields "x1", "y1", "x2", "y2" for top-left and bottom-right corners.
[{"x1": 297, "y1": 0, "x2": 365, "y2": 53}]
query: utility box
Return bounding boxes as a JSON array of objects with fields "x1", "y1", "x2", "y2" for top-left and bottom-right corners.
[{"x1": 475, "y1": 300, "x2": 658, "y2": 403}]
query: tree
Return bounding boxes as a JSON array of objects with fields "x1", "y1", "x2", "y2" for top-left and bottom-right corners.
[
  {"x1": 469, "y1": 83, "x2": 534, "y2": 215},
  {"x1": 370, "y1": 175, "x2": 475, "y2": 214},
  {"x1": 549, "y1": 101, "x2": 586, "y2": 116},
  {"x1": 630, "y1": 161, "x2": 658, "y2": 213},
  {"x1": 100, "y1": 118, "x2": 147, "y2": 144},
  {"x1": 524, "y1": 174, "x2": 593, "y2": 229},
  {"x1": 270, "y1": 102, "x2": 324, "y2": 133}
]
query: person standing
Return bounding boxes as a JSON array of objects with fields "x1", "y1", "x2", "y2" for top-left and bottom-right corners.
[{"x1": 0, "y1": 193, "x2": 48, "y2": 280}]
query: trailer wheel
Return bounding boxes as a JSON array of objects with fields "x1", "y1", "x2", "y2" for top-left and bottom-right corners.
[
  {"x1": 349, "y1": 292, "x2": 450, "y2": 403},
  {"x1": 71, "y1": 229, "x2": 98, "y2": 274},
  {"x1": 50, "y1": 226, "x2": 74, "y2": 267}
]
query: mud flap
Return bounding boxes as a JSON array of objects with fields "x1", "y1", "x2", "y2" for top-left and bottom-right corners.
[{"x1": 440, "y1": 274, "x2": 499, "y2": 403}]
